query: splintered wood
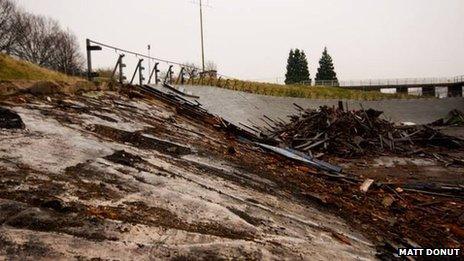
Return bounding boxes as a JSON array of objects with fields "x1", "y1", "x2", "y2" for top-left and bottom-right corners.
[{"x1": 259, "y1": 104, "x2": 463, "y2": 158}]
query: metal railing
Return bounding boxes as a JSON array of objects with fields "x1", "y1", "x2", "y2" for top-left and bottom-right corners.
[
  {"x1": 85, "y1": 38, "x2": 245, "y2": 85},
  {"x1": 334, "y1": 75, "x2": 464, "y2": 87},
  {"x1": 315, "y1": 80, "x2": 339, "y2": 87}
]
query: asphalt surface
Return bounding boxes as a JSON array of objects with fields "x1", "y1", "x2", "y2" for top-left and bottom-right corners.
[{"x1": 152, "y1": 84, "x2": 464, "y2": 129}]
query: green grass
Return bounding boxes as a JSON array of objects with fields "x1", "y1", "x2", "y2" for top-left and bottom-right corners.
[
  {"x1": 0, "y1": 53, "x2": 81, "y2": 82},
  {"x1": 188, "y1": 78, "x2": 420, "y2": 100},
  {"x1": 0, "y1": 53, "x2": 423, "y2": 100}
]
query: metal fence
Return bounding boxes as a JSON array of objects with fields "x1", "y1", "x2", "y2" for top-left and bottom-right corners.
[
  {"x1": 334, "y1": 76, "x2": 464, "y2": 87},
  {"x1": 314, "y1": 80, "x2": 339, "y2": 86}
]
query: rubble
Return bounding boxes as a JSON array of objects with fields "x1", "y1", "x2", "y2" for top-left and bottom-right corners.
[
  {"x1": 431, "y1": 109, "x2": 464, "y2": 126},
  {"x1": 0, "y1": 89, "x2": 378, "y2": 259},
  {"x1": 104, "y1": 150, "x2": 145, "y2": 168},
  {"x1": 259, "y1": 104, "x2": 463, "y2": 158},
  {"x1": 254, "y1": 142, "x2": 343, "y2": 173},
  {"x1": 139, "y1": 84, "x2": 259, "y2": 141},
  {"x1": 1, "y1": 85, "x2": 463, "y2": 259},
  {"x1": 360, "y1": 179, "x2": 374, "y2": 193}
]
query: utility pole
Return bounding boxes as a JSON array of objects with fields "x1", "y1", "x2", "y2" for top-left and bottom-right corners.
[
  {"x1": 199, "y1": 0, "x2": 205, "y2": 72},
  {"x1": 147, "y1": 44, "x2": 151, "y2": 79}
]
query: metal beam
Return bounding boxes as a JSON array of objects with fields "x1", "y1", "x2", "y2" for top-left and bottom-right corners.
[
  {"x1": 148, "y1": 62, "x2": 160, "y2": 85},
  {"x1": 176, "y1": 67, "x2": 185, "y2": 85},
  {"x1": 164, "y1": 65, "x2": 173, "y2": 85},
  {"x1": 422, "y1": 86, "x2": 436, "y2": 97},
  {"x1": 130, "y1": 59, "x2": 144, "y2": 85},
  {"x1": 139, "y1": 60, "x2": 145, "y2": 86},
  {"x1": 448, "y1": 85, "x2": 463, "y2": 97},
  {"x1": 111, "y1": 54, "x2": 126, "y2": 83},
  {"x1": 396, "y1": 86, "x2": 408, "y2": 94},
  {"x1": 119, "y1": 56, "x2": 126, "y2": 84}
]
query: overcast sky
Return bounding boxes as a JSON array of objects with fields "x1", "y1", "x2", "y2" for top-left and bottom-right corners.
[{"x1": 16, "y1": 0, "x2": 464, "y2": 82}]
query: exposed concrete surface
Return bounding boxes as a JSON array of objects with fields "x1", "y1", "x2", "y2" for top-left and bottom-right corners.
[
  {"x1": 0, "y1": 92, "x2": 376, "y2": 260},
  {"x1": 171, "y1": 85, "x2": 464, "y2": 128}
]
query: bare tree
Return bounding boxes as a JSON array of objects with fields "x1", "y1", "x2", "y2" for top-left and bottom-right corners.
[
  {"x1": 205, "y1": 61, "x2": 217, "y2": 71},
  {"x1": 12, "y1": 13, "x2": 61, "y2": 66},
  {"x1": 0, "y1": 0, "x2": 17, "y2": 53},
  {"x1": 183, "y1": 62, "x2": 199, "y2": 78},
  {"x1": 3, "y1": 5, "x2": 84, "y2": 75},
  {"x1": 49, "y1": 30, "x2": 84, "y2": 75}
]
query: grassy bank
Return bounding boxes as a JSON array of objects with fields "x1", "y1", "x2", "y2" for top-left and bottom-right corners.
[
  {"x1": 188, "y1": 78, "x2": 419, "y2": 100},
  {"x1": 0, "y1": 54, "x2": 107, "y2": 97},
  {"x1": 0, "y1": 53, "x2": 80, "y2": 83}
]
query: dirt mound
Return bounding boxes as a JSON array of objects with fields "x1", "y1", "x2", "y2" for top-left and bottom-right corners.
[
  {"x1": 28, "y1": 81, "x2": 63, "y2": 95},
  {"x1": 262, "y1": 105, "x2": 463, "y2": 157},
  {"x1": 0, "y1": 81, "x2": 18, "y2": 96},
  {"x1": 28, "y1": 80, "x2": 107, "y2": 95},
  {"x1": 0, "y1": 107, "x2": 25, "y2": 129}
]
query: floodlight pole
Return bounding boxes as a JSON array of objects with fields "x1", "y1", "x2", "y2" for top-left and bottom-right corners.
[
  {"x1": 200, "y1": 0, "x2": 205, "y2": 72},
  {"x1": 147, "y1": 44, "x2": 151, "y2": 80}
]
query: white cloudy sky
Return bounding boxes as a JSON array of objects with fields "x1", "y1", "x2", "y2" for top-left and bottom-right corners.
[{"x1": 16, "y1": 0, "x2": 464, "y2": 82}]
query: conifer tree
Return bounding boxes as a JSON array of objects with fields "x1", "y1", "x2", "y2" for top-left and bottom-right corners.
[
  {"x1": 296, "y1": 50, "x2": 310, "y2": 84},
  {"x1": 285, "y1": 48, "x2": 310, "y2": 85},
  {"x1": 315, "y1": 47, "x2": 338, "y2": 82},
  {"x1": 285, "y1": 49, "x2": 296, "y2": 84}
]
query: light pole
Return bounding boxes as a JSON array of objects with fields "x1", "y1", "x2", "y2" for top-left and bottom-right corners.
[
  {"x1": 147, "y1": 44, "x2": 151, "y2": 79},
  {"x1": 199, "y1": 0, "x2": 205, "y2": 72}
]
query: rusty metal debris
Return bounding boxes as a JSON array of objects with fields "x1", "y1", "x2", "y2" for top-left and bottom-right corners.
[
  {"x1": 162, "y1": 83, "x2": 200, "y2": 99},
  {"x1": 258, "y1": 103, "x2": 463, "y2": 158},
  {"x1": 1, "y1": 85, "x2": 463, "y2": 259},
  {"x1": 133, "y1": 86, "x2": 464, "y2": 201},
  {"x1": 255, "y1": 143, "x2": 343, "y2": 173},
  {"x1": 431, "y1": 109, "x2": 464, "y2": 126},
  {"x1": 136, "y1": 85, "x2": 348, "y2": 175}
]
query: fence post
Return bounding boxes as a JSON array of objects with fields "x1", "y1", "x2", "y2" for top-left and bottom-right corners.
[
  {"x1": 138, "y1": 60, "x2": 145, "y2": 86},
  {"x1": 86, "y1": 39, "x2": 102, "y2": 81},
  {"x1": 119, "y1": 55, "x2": 126, "y2": 84},
  {"x1": 130, "y1": 59, "x2": 143, "y2": 85},
  {"x1": 199, "y1": 74, "x2": 204, "y2": 85},
  {"x1": 111, "y1": 54, "x2": 125, "y2": 83},
  {"x1": 164, "y1": 65, "x2": 173, "y2": 85},
  {"x1": 176, "y1": 67, "x2": 185, "y2": 85},
  {"x1": 86, "y1": 39, "x2": 92, "y2": 80},
  {"x1": 148, "y1": 62, "x2": 160, "y2": 85}
]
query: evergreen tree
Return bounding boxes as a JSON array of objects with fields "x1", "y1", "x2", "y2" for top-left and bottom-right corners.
[
  {"x1": 285, "y1": 49, "x2": 295, "y2": 84},
  {"x1": 315, "y1": 47, "x2": 338, "y2": 82},
  {"x1": 296, "y1": 50, "x2": 310, "y2": 84},
  {"x1": 285, "y1": 48, "x2": 310, "y2": 85}
]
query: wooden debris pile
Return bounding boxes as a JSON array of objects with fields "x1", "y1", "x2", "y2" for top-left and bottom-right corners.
[
  {"x1": 261, "y1": 104, "x2": 463, "y2": 158},
  {"x1": 431, "y1": 109, "x2": 464, "y2": 126}
]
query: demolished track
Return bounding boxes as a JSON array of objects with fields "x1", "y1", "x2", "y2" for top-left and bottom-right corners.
[{"x1": 0, "y1": 83, "x2": 463, "y2": 259}]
